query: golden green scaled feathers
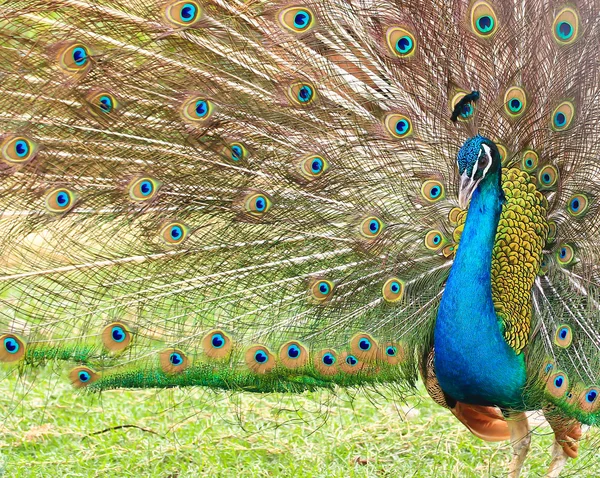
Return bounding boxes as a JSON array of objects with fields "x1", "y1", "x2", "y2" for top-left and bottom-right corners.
[{"x1": 0, "y1": 0, "x2": 600, "y2": 475}]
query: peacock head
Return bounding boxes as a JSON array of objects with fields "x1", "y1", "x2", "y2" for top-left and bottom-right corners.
[{"x1": 456, "y1": 135, "x2": 501, "y2": 208}]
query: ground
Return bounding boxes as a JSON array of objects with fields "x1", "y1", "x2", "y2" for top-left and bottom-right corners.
[{"x1": 0, "y1": 367, "x2": 598, "y2": 477}]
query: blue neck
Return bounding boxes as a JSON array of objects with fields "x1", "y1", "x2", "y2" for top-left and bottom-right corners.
[
  {"x1": 446, "y1": 170, "x2": 503, "y2": 311},
  {"x1": 434, "y1": 168, "x2": 526, "y2": 407}
]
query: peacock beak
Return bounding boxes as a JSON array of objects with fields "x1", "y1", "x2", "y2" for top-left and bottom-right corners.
[{"x1": 458, "y1": 172, "x2": 481, "y2": 209}]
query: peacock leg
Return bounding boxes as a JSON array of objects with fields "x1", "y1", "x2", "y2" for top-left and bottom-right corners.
[
  {"x1": 544, "y1": 409, "x2": 582, "y2": 478},
  {"x1": 546, "y1": 440, "x2": 570, "y2": 478},
  {"x1": 506, "y1": 412, "x2": 531, "y2": 478}
]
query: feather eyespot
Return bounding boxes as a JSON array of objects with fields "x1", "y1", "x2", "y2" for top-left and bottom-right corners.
[
  {"x1": 160, "y1": 222, "x2": 189, "y2": 245},
  {"x1": 181, "y1": 97, "x2": 214, "y2": 123},
  {"x1": 45, "y1": 188, "x2": 76, "y2": 214},
  {"x1": 86, "y1": 91, "x2": 118, "y2": 115},
  {"x1": 245, "y1": 345, "x2": 275, "y2": 373},
  {"x1": 471, "y1": 1, "x2": 498, "y2": 37},
  {"x1": 384, "y1": 113, "x2": 413, "y2": 139},
  {"x1": 279, "y1": 341, "x2": 309, "y2": 368},
  {"x1": 163, "y1": 1, "x2": 202, "y2": 27},
  {"x1": 554, "y1": 325, "x2": 573, "y2": 348},
  {"x1": 350, "y1": 333, "x2": 378, "y2": 361},
  {"x1": 567, "y1": 194, "x2": 589, "y2": 217},
  {"x1": 159, "y1": 348, "x2": 190, "y2": 373},
  {"x1": 225, "y1": 142, "x2": 248, "y2": 162},
  {"x1": 504, "y1": 87, "x2": 526, "y2": 117},
  {"x1": 298, "y1": 154, "x2": 329, "y2": 180},
  {"x1": 385, "y1": 27, "x2": 416, "y2": 58},
  {"x1": 552, "y1": 7, "x2": 579, "y2": 45},
  {"x1": 537, "y1": 165, "x2": 559, "y2": 189},
  {"x1": 69, "y1": 366, "x2": 99, "y2": 388},
  {"x1": 378, "y1": 342, "x2": 404, "y2": 365},
  {"x1": 243, "y1": 192, "x2": 272, "y2": 217},
  {"x1": 314, "y1": 349, "x2": 338, "y2": 375},
  {"x1": 450, "y1": 93, "x2": 475, "y2": 121},
  {"x1": 382, "y1": 277, "x2": 405, "y2": 303},
  {"x1": 278, "y1": 7, "x2": 315, "y2": 33},
  {"x1": 521, "y1": 150, "x2": 539, "y2": 172},
  {"x1": 546, "y1": 371, "x2": 569, "y2": 398},
  {"x1": 556, "y1": 243, "x2": 575, "y2": 266},
  {"x1": 579, "y1": 387, "x2": 600, "y2": 413},
  {"x1": 1, "y1": 135, "x2": 38, "y2": 165},
  {"x1": 551, "y1": 101, "x2": 575, "y2": 131},
  {"x1": 495, "y1": 143, "x2": 508, "y2": 164},
  {"x1": 101, "y1": 322, "x2": 132, "y2": 352},
  {"x1": 424, "y1": 230, "x2": 448, "y2": 251},
  {"x1": 201, "y1": 329, "x2": 233, "y2": 359},
  {"x1": 287, "y1": 81, "x2": 316, "y2": 106},
  {"x1": 58, "y1": 42, "x2": 92, "y2": 73},
  {"x1": 359, "y1": 216, "x2": 384, "y2": 239},
  {"x1": 421, "y1": 180, "x2": 445, "y2": 203},
  {"x1": 0, "y1": 334, "x2": 26, "y2": 362},
  {"x1": 309, "y1": 279, "x2": 334, "y2": 302},
  {"x1": 128, "y1": 177, "x2": 161, "y2": 202}
]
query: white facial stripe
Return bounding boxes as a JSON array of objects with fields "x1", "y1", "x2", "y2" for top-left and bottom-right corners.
[
  {"x1": 481, "y1": 143, "x2": 493, "y2": 178},
  {"x1": 471, "y1": 148, "x2": 483, "y2": 180}
]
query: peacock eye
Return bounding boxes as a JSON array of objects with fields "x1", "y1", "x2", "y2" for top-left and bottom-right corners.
[
  {"x1": 537, "y1": 165, "x2": 559, "y2": 189},
  {"x1": 504, "y1": 87, "x2": 527, "y2": 117},
  {"x1": 471, "y1": 1, "x2": 498, "y2": 37},
  {"x1": 420, "y1": 180, "x2": 445, "y2": 203},
  {"x1": 0, "y1": 334, "x2": 26, "y2": 362},
  {"x1": 552, "y1": 7, "x2": 579, "y2": 45},
  {"x1": 567, "y1": 194, "x2": 589, "y2": 217},
  {"x1": 278, "y1": 7, "x2": 316, "y2": 33},
  {"x1": 85, "y1": 91, "x2": 119, "y2": 115},
  {"x1": 385, "y1": 27, "x2": 417, "y2": 58},
  {"x1": 181, "y1": 97, "x2": 215, "y2": 123},
  {"x1": 160, "y1": 222, "x2": 189, "y2": 245},
  {"x1": 384, "y1": 113, "x2": 413, "y2": 139},
  {"x1": 57, "y1": 42, "x2": 93, "y2": 74},
  {"x1": 163, "y1": 1, "x2": 202, "y2": 27},
  {"x1": 279, "y1": 341, "x2": 309, "y2": 368},
  {"x1": 298, "y1": 154, "x2": 329, "y2": 180},
  {"x1": 243, "y1": 192, "x2": 272, "y2": 216},
  {"x1": 69, "y1": 366, "x2": 99, "y2": 388},
  {"x1": 425, "y1": 230, "x2": 448, "y2": 251},
  {"x1": 556, "y1": 243, "x2": 575, "y2": 266},
  {"x1": 359, "y1": 216, "x2": 384, "y2": 239},
  {"x1": 101, "y1": 322, "x2": 132, "y2": 352},
  {"x1": 450, "y1": 93, "x2": 475, "y2": 121},
  {"x1": 45, "y1": 188, "x2": 76, "y2": 213},
  {"x1": 288, "y1": 81, "x2": 316, "y2": 106},
  {"x1": 521, "y1": 150, "x2": 539, "y2": 172},
  {"x1": 551, "y1": 101, "x2": 575, "y2": 131},
  {"x1": 310, "y1": 279, "x2": 334, "y2": 302},
  {"x1": 1, "y1": 135, "x2": 38, "y2": 164},
  {"x1": 227, "y1": 142, "x2": 248, "y2": 162},
  {"x1": 382, "y1": 277, "x2": 405, "y2": 303},
  {"x1": 554, "y1": 325, "x2": 573, "y2": 348},
  {"x1": 128, "y1": 177, "x2": 161, "y2": 202},
  {"x1": 159, "y1": 348, "x2": 190, "y2": 373}
]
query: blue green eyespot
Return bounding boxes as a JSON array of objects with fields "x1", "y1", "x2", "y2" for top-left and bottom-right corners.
[
  {"x1": 382, "y1": 277, "x2": 405, "y2": 303},
  {"x1": 551, "y1": 101, "x2": 575, "y2": 131},
  {"x1": 45, "y1": 188, "x2": 76, "y2": 214},
  {"x1": 359, "y1": 216, "x2": 384, "y2": 239},
  {"x1": 504, "y1": 87, "x2": 526, "y2": 117},
  {"x1": 298, "y1": 154, "x2": 329, "y2": 180},
  {"x1": 163, "y1": 1, "x2": 202, "y2": 27},
  {"x1": 288, "y1": 81, "x2": 316, "y2": 106},
  {"x1": 181, "y1": 96, "x2": 215, "y2": 123},
  {"x1": 278, "y1": 7, "x2": 316, "y2": 33},
  {"x1": 552, "y1": 7, "x2": 579, "y2": 45},
  {"x1": 128, "y1": 177, "x2": 161, "y2": 202},
  {"x1": 471, "y1": 1, "x2": 498, "y2": 37},
  {"x1": 1, "y1": 135, "x2": 38, "y2": 164},
  {"x1": 567, "y1": 194, "x2": 589, "y2": 217},
  {"x1": 384, "y1": 113, "x2": 413, "y2": 138},
  {"x1": 421, "y1": 180, "x2": 445, "y2": 203},
  {"x1": 386, "y1": 27, "x2": 416, "y2": 58},
  {"x1": 58, "y1": 42, "x2": 92, "y2": 73},
  {"x1": 310, "y1": 279, "x2": 334, "y2": 302}
]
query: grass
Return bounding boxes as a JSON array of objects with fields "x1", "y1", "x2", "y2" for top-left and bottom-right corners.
[{"x1": 0, "y1": 366, "x2": 598, "y2": 477}]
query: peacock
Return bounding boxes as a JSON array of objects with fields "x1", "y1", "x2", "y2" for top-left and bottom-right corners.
[{"x1": 0, "y1": 0, "x2": 599, "y2": 476}]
